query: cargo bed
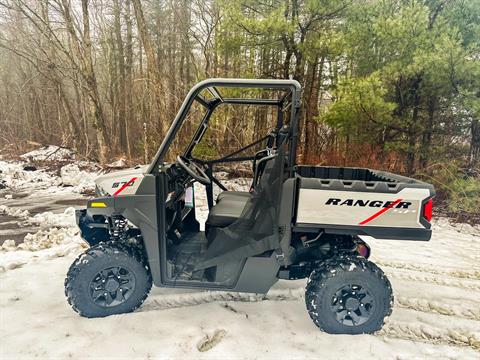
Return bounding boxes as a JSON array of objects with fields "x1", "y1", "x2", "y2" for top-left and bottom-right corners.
[{"x1": 294, "y1": 166, "x2": 435, "y2": 241}]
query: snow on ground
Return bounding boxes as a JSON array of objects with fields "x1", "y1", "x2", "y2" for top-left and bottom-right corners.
[
  {"x1": 0, "y1": 159, "x2": 98, "y2": 195},
  {"x1": 0, "y1": 157, "x2": 479, "y2": 359},
  {"x1": 20, "y1": 145, "x2": 76, "y2": 161}
]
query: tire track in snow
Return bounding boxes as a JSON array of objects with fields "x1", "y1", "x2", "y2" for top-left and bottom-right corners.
[
  {"x1": 396, "y1": 296, "x2": 480, "y2": 321},
  {"x1": 378, "y1": 319, "x2": 480, "y2": 351},
  {"x1": 375, "y1": 260, "x2": 480, "y2": 281},
  {"x1": 386, "y1": 271, "x2": 480, "y2": 291},
  {"x1": 143, "y1": 288, "x2": 480, "y2": 321},
  {"x1": 141, "y1": 288, "x2": 305, "y2": 311},
  {"x1": 143, "y1": 289, "x2": 480, "y2": 350}
]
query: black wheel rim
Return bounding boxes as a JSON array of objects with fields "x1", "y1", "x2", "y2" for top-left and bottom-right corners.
[
  {"x1": 330, "y1": 284, "x2": 375, "y2": 326},
  {"x1": 89, "y1": 266, "x2": 136, "y2": 307}
]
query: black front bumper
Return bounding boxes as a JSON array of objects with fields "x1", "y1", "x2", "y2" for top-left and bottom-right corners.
[{"x1": 76, "y1": 209, "x2": 110, "y2": 246}]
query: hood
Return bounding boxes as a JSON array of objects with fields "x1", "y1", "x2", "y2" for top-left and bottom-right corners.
[{"x1": 95, "y1": 165, "x2": 148, "y2": 197}]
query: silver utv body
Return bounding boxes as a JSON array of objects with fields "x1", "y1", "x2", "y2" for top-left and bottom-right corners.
[{"x1": 77, "y1": 78, "x2": 435, "y2": 294}]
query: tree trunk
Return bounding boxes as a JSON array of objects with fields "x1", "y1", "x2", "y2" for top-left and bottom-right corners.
[
  {"x1": 470, "y1": 119, "x2": 480, "y2": 169},
  {"x1": 124, "y1": 0, "x2": 133, "y2": 159},
  {"x1": 81, "y1": 0, "x2": 109, "y2": 164},
  {"x1": 132, "y1": 0, "x2": 158, "y2": 76},
  {"x1": 302, "y1": 57, "x2": 321, "y2": 163},
  {"x1": 113, "y1": 0, "x2": 127, "y2": 154},
  {"x1": 419, "y1": 97, "x2": 435, "y2": 169},
  {"x1": 132, "y1": 0, "x2": 167, "y2": 142},
  {"x1": 406, "y1": 75, "x2": 422, "y2": 175}
]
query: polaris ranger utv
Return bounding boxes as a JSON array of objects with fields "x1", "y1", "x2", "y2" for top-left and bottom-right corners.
[{"x1": 65, "y1": 78, "x2": 435, "y2": 334}]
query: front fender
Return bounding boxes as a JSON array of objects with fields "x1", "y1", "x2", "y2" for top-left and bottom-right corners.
[{"x1": 77, "y1": 190, "x2": 162, "y2": 286}]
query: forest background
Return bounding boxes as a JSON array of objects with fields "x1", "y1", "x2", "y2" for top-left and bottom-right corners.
[{"x1": 0, "y1": 0, "x2": 478, "y2": 220}]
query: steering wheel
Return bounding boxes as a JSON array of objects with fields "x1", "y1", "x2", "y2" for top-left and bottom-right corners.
[{"x1": 176, "y1": 155, "x2": 211, "y2": 185}]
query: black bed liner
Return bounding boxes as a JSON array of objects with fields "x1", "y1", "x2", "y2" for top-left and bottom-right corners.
[
  {"x1": 296, "y1": 165, "x2": 395, "y2": 182},
  {"x1": 296, "y1": 165, "x2": 432, "y2": 194}
]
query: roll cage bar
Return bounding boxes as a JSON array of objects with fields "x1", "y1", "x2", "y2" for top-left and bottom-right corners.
[{"x1": 147, "y1": 78, "x2": 302, "y2": 175}]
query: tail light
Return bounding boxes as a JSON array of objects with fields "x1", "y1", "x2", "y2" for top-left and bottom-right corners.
[{"x1": 423, "y1": 199, "x2": 433, "y2": 222}]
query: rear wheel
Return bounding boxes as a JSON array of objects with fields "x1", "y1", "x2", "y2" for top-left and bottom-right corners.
[
  {"x1": 65, "y1": 243, "x2": 152, "y2": 318},
  {"x1": 305, "y1": 255, "x2": 393, "y2": 334}
]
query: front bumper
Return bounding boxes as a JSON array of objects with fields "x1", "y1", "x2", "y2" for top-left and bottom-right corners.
[{"x1": 76, "y1": 207, "x2": 110, "y2": 246}]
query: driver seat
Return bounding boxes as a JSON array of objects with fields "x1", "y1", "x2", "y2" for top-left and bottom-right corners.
[
  {"x1": 206, "y1": 148, "x2": 281, "y2": 228},
  {"x1": 216, "y1": 191, "x2": 250, "y2": 202},
  {"x1": 206, "y1": 191, "x2": 251, "y2": 227}
]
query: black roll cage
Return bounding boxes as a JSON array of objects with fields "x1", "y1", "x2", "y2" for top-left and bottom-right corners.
[{"x1": 146, "y1": 78, "x2": 302, "y2": 176}]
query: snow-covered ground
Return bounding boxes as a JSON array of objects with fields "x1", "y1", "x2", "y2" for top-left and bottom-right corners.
[
  {"x1": 0, "y1": 155, "x2": 479, "y2": 359},
  {"x1": 20, "y1": 145, "x2": 76, "y2": 161}
]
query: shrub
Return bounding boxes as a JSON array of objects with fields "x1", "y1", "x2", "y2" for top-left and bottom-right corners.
[{"x1": 421, "y1": 163, "x2": 480, "y2": 223}]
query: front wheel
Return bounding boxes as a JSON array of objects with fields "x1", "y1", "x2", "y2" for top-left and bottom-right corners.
[
  {"x1": 65, "y1": 243, "x2": 152, "y2": 318},
  {"x1": 305, "y1": 255, "x2": 393, "y2": 334}
]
